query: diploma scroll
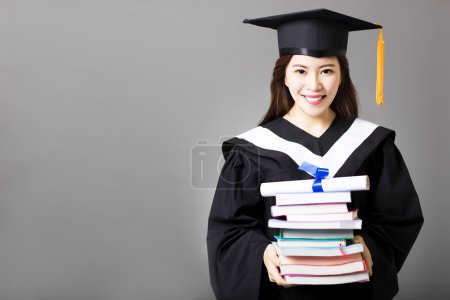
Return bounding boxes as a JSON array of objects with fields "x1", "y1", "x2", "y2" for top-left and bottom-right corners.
[{"x1": 260, "y1": 175, "x2": 370, "y2": 197}]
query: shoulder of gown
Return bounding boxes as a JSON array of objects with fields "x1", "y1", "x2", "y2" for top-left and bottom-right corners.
[
  {"x1": 354, "y1": 133, "x2": 424, "y2": 300},
  {"x1": 207, "y1": 143, "x2": 271, "y2": 300}
]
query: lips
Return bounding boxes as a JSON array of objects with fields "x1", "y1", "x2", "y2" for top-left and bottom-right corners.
[{"x1": 303, "y1": 95, "x2": 325, "y2": 105}]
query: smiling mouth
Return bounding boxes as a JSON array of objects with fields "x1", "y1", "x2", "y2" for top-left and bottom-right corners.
[{"x1": 303, "y1": 95, "x2": 326, "y2": 105}]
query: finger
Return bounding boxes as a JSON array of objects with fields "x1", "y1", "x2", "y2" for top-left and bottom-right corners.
[
  {"x1": 365, "y1": 259, "x2": 373, "y2": 276},
  {"x1": 265, "y1": 259, "x2": 279, "y2": 274},
  {"x1": 270, "y1": 268, "x2": 287, "y2": 285},
  {"x1": 271, "y1": 256, "x2": 280, "y2": 267},
  {"x1": 266, "y1": 263, "x2": 284, "y2": 284},
  {"x1": 279, "y1": 282, "x2": 296, "y2": 288},
  {"x1": 355, "y1": 236, "x2": 374, "y2": 276},
  {"x1": 267, "y1": 267, "x2": 282, "y2": 281},
  {"x1": 361, "y1": 252, "x2": 372, "y2": 276},
  {"x1": 275, "y1": 276, "x2": 295, "y2": 288},
  {"x1": 266, "y1": 245, "x2": 278, "y2": 258},
  {"x1": 274, "y1": 245, "x2": 283, "y2": 256},
  {"x1": 267, "y1": 246, "x2": 281, "y2": 266},
  {"x1": 263, "y1": 245, "x2": 277, "y2": 266},
  {"x1": 265, "y1": 245, "x2": 292, "y2": 285},
  {"x1": 365, "y1": 255, "x2": 373, "y2": 276},
  {"x1": 268, "y1": 272, "x2": 283, "y2": 284}
]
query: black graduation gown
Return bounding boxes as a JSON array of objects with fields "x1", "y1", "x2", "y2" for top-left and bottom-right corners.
[{"x1": 207, "y1": 117, "x2": 423, "y2": 300}]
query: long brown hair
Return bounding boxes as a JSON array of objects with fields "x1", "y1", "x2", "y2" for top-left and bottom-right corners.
[{"x1": 259, "y1": 55, "x2": 358, "y2": 125}]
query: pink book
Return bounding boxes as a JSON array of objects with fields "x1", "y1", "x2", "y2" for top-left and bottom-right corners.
[
  {"x1": 285, "y1": 210, "x2": 358, "y2": 222},
  {"x1": 271, "y1": 203, "x2": 349, "y2": 217},
  {"x1": 284, "y1": 271, "x2": 370, "y2": 285},
  {"x1": 278, "y1": 250, "x2": 363, "y2": 266},
  {"x1": 280, "y1": 260, "x2": 367, "y2": 276}
]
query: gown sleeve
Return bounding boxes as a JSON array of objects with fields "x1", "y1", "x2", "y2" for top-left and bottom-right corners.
[
  {"x1": 356, "y1": 135, "x2": 424, "y2": 300},
  {"x1": 207, "y1": 143, "x2": 271, "y2": 300}
]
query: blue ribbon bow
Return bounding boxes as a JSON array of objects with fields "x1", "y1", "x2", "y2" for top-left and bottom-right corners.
[{"x1": 298, "y1": 161, "x2": 329, "y2": 192}]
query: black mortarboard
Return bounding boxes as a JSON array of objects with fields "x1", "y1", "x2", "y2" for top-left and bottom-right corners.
[
  {"x1": 243, "y1": 8, "x2": 385, "y2": 106},
  {"x1": 243, "y1": 8, "x2": 381, "y2": 57}
]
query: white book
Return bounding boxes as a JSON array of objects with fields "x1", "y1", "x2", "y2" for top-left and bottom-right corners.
[
  {"x1": 269, "y1": 219, "x2": 362, "y2": 230},
  {"x1": 276, "y1": 237, "x2": 346, "y2": 248},
  {"x1": 280, "y1": 260, "x2": 366, "y2": 276},
  {"x1": 284, "y1": 271, "x2": 369, "y2": 285},
  {"x1": 275, "y1": 191, "x2": 351, "y2": 206},
  {"x1": 278, "y1": 253, "x2": 363, "y2": 266},
  {"x1": 281, "y1": 229, "x2": 354, "y2": 239},
  {"x1": 271, "y1": 203, "x2": 348, "y2": 217},
  {"x1": 278, "y1": 243, "x2": 364, "y2": 257},
  {"x1": 261, "y1": 175, "x2": 369, "y2": 197},
  {"x1": 285, "y1": 210, "x2": 358, "y2": 222}
]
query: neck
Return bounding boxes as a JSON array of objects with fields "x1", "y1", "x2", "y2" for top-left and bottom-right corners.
[{"x1": 284, "y1": 108, "x2": 336, "y2": 138}]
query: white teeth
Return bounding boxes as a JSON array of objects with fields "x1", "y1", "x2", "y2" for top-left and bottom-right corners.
[{"x1": 305, "y1": 96, "x2": 323, "y2": 102}]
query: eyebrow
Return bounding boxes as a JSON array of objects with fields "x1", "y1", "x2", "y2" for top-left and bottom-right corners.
[{"x1": 291, "y1": 64, "x2": 336, "y2": 68}]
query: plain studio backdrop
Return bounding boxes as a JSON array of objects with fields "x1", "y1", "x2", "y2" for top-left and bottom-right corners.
[{"x1": 0, "y1": 0, "x2": 448, "y2": 299}]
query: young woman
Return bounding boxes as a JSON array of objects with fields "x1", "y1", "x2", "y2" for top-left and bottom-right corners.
[{"x1": 207, "y1": 9, "x2": 423, "y2": 300}]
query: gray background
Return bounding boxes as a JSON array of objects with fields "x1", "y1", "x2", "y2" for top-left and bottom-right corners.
[{"x1": 0, "y1": 0, "x2": 448, "y2": 299}]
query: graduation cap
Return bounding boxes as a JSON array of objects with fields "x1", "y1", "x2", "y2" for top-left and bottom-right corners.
[{"x1": 243, "y1": 8, "x2": 385, "y2": 106}]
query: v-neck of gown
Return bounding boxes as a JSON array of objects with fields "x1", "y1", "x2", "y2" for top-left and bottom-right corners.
[{"x1": 261, "y1": 116, "x2": 355, "y2": 156}]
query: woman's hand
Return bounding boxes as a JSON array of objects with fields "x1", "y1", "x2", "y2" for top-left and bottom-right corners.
[
  {"x1": 353, "y1": 235, "x2": 373, "y2": 276},
  {"x1": 263, "y1": 244, "x2": 295, "y2": 288}
]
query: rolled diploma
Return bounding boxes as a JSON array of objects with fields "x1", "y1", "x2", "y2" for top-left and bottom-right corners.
[{"x1": 260, "y1": 175, "x2": 370, "y2": 197}]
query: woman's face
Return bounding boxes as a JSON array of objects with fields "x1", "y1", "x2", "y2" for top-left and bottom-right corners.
[{"x1": 284, "y1": 55, "x2": 341, "y2": 120}]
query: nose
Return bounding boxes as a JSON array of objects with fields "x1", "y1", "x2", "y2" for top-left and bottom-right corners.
[{"x1": 307, "y1": 73, "x2": 321, "y2": 91}]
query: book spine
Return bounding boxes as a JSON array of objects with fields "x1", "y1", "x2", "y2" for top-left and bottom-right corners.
[
  {"x1": 277, "y1": 239, "x2": 346, "y2": 248},
  {"x1": 285, "y1": 210, "x2": 358, "y2": 222},
  {"x1": 271, "y1": 203, "x2": 349, "y2": 217},
  {"x1": 275, "y1": 191, "x2": 351, "y2": 206},
  {"x1": 280, "y1": 228, "x2": 355, "y2": 239},
  {"x1": 284, "y1": 271, "x2": 369, "y2": 285},
  {"x1": 269, "y1": 219, "x2": 362, "y2": 230},
  {"x1": 279, "y1": 244, "x2": 364, "y2": 257},
  {"x1": 260, "y1": 175, "x2": 369, "y2": 197},
  {"x1": 278, "y1": 253, "x2": 363, "y2": 266},
  {"x1": 279, "y1": 260, "x2": 366, "y2": 276}
]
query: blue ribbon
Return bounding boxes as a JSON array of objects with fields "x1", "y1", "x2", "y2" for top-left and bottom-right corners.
[{"x1": 298, "y1": 161, "x2": 329, "y2": 192}]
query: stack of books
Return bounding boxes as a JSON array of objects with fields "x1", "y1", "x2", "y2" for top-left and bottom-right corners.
[{"x1": 260, "y1": 175, "x2": 370, "y2": 285}]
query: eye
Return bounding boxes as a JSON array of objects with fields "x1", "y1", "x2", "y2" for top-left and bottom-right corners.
[
  {"x1": 295, "y1": 69, "x2": 306, "y2": 75},
  {"x1": 321, "y1": 68, "x2": 334, "y2": 74}
]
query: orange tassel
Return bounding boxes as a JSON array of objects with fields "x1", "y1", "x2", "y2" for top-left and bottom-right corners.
[{"x1": 376, "y1": 28, "x2": 384, "y2": 106}]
